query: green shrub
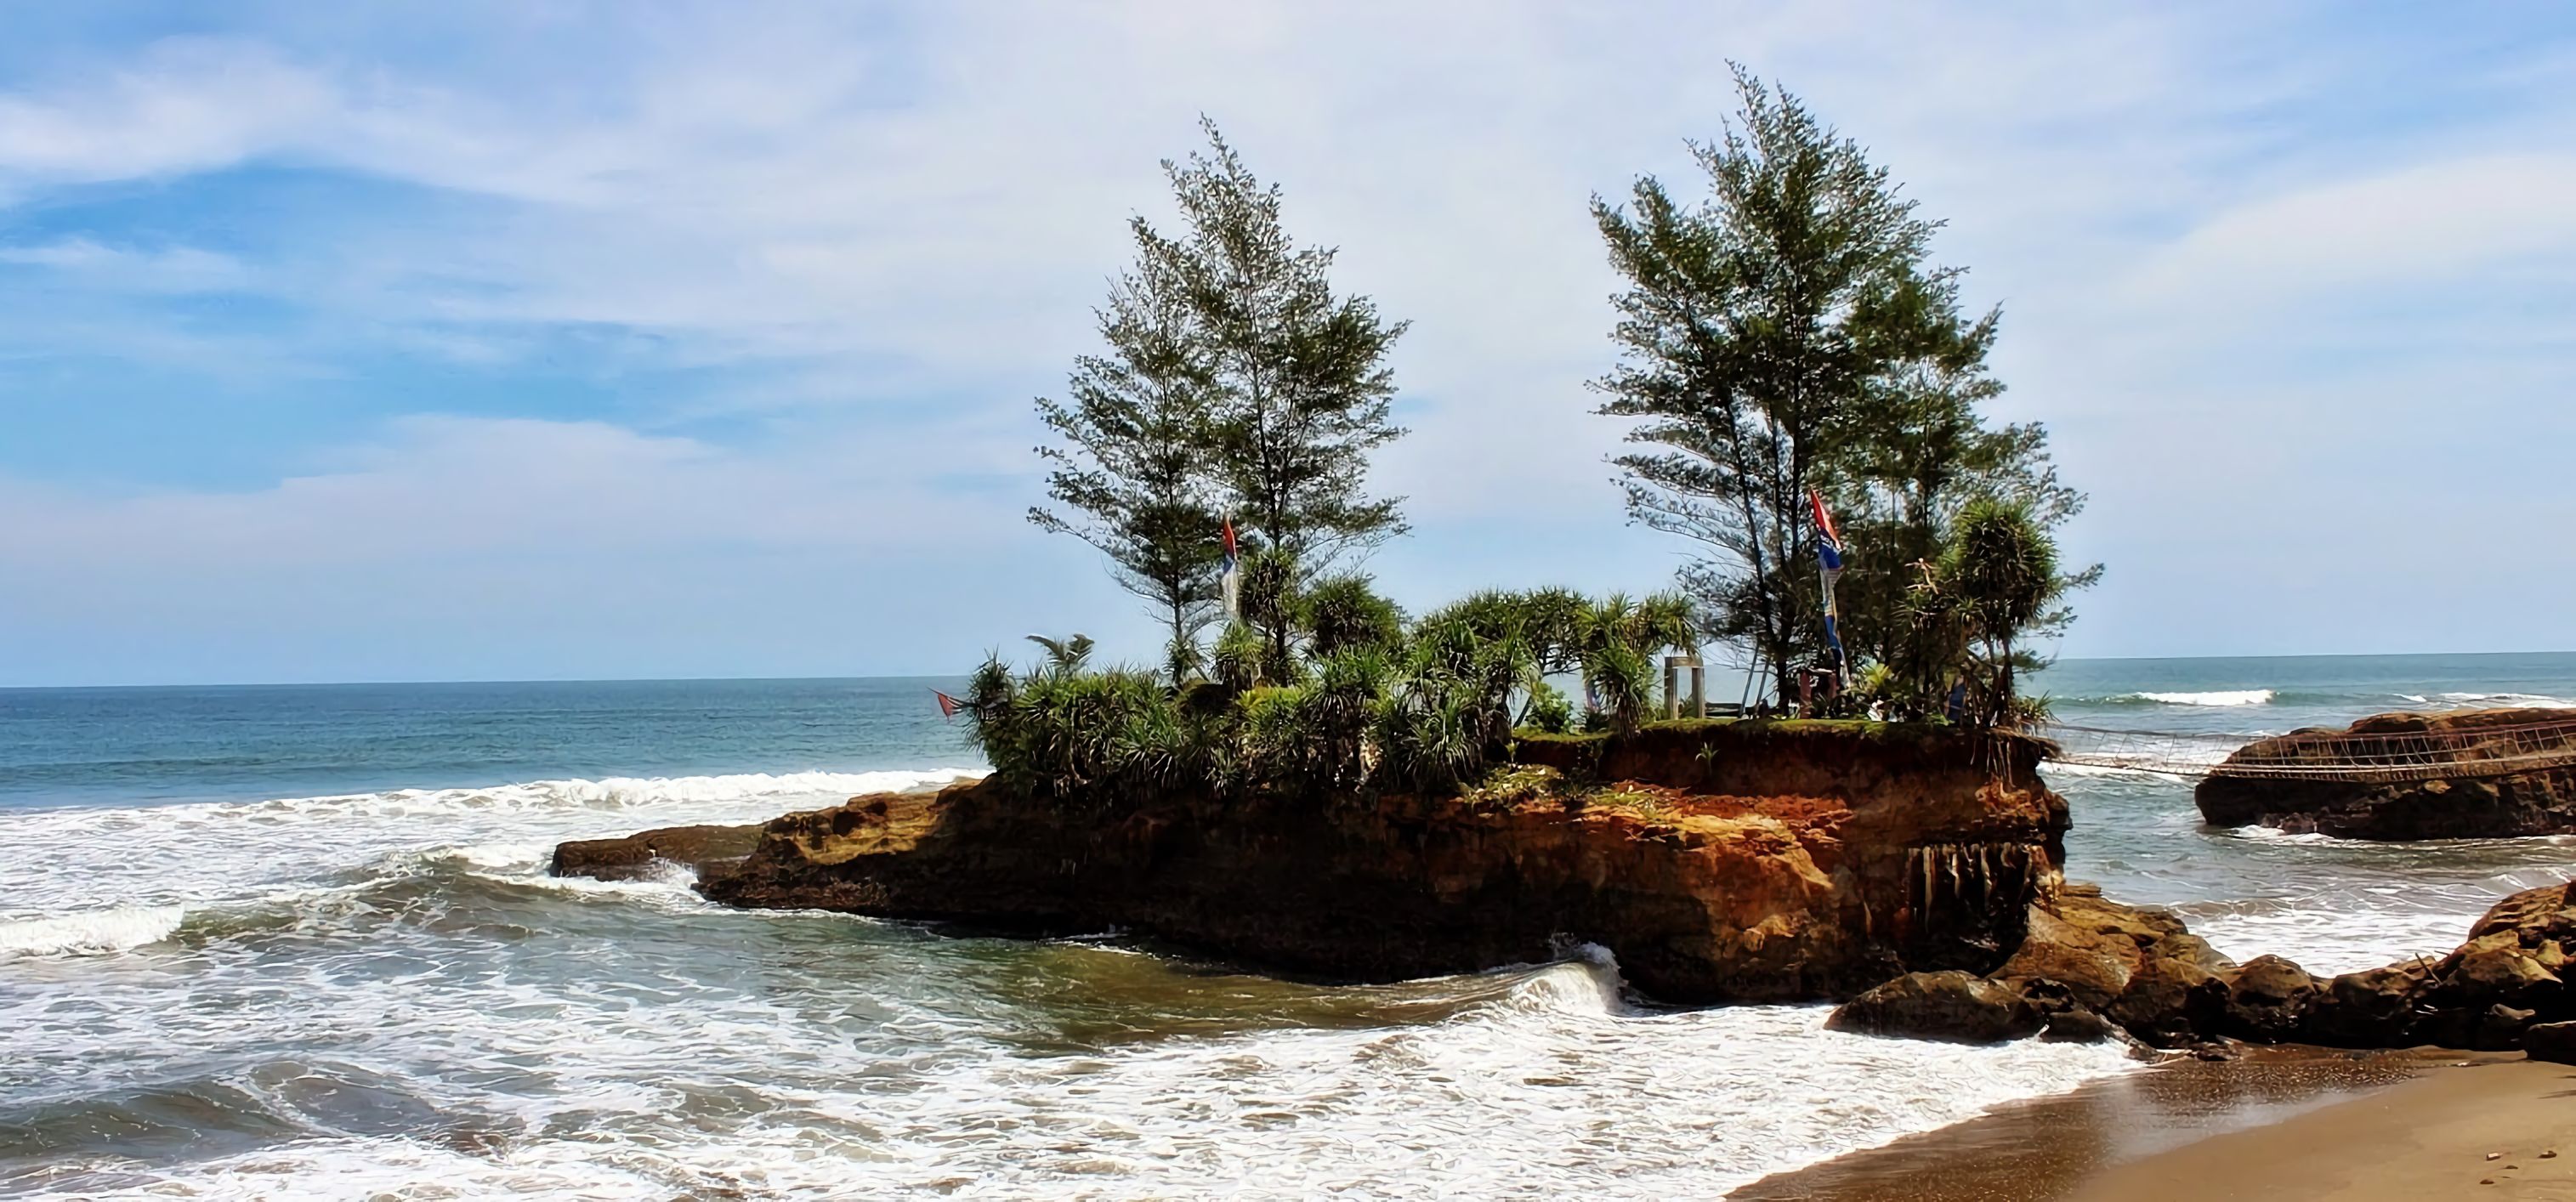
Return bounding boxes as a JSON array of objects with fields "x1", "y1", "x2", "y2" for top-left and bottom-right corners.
[
  {"x1": 1523, "y1": 680, "x2": 1573, "y2": 734},
  {"x1": 1210, "y1": 621, "x2": 1263, "y2": 690},
  {"x1": 1301, "y1": 575, "x2": 1405, "y2": 658}
]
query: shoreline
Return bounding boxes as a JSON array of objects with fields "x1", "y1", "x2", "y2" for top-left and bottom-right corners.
[{"x1": 1733, "y1": 1048, "x2": 2545, "y2": 1200}]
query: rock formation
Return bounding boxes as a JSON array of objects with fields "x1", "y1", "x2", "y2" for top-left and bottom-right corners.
[
  {"x1": 2195, "y1": 708, "x2": 2576, "y2": 839},
  {"x1": 1830, "y1": 876, "x2": 2576, "y2": 1056},
  {"x1": 1824, "y1": 970, "x2": 2042, "y2": 1043},
  {"x1": 550, "y1": 715, "x2": 2576, "y2": 1057},
  {"x1": 550, "y1": 824, "x2": 763, "y2": 886},
  {"x1": 560, "y1": 722, "x2": 2068, "y2": 1006}
]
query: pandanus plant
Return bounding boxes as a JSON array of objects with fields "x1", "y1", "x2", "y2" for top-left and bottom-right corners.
[
  {"x1": 1575, "y1": 591, "x2": 1699, "y2": 734},
  {"x1": 1942, "y1": 498, "x2": 2063, "y2": 729}
]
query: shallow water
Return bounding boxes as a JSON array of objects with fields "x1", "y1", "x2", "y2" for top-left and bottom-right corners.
[{"x1": 5, "y1": 656, "x2": 2575, "y2": 1198}]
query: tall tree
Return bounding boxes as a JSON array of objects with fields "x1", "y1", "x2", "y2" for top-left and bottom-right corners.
[
  {"x1": 1151, "y1": 120, "x2": 1410, "y2": 668},
  {"x1": 1592, "y1": 65, "x2": 1967, "y2": 702},
  {"x1": 1030, "y1": 239, "x2": 1224, "y2": 683}
]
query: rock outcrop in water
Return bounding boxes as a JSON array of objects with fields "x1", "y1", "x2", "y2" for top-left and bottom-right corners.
[
  {"x1": 1830, "y1": 884, "x2": 2235, "y2": 1047},
  {"x1": 561, "y1": 722, "x2": 2068, "y2": 1006},
  {"x1": 1832, "y1": 876, "x2": 2576, "y2": 1055},
  {"x1": 2194, "y1": 708, "x2": 2576, "y2": 840},
  {"x1": 553, "y1": 717, "x2": 2576, "y2": 1057},
  {"x1": 550, "y1": 824, "x2": 763, "y2": 886}
]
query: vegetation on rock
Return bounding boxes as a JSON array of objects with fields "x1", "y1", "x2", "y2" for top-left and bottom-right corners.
[
  {"x1": 962, "y1": 586, "x2": 1702, "y2": 801},
  {"x1": 1028, "y1": 71, "x2": 2092, "y2": 744}
]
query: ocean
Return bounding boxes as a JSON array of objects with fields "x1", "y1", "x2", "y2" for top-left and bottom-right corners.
[{"x1": 5, "y1": 655, "x2": 2575, "y2": 1198}]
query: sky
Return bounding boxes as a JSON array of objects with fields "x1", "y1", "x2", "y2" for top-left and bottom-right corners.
[{"x1": 1, "y1": 2, "x2": 2571, "y2": 686}]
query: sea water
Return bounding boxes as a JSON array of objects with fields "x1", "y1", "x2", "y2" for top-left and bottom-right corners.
[{"x1": 5, "y1": 656, "x2": 2575, "y2": 1198}]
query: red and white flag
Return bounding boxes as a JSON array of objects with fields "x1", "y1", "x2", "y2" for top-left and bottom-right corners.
[{"x1": 1218, "y1": 516, "x2": 1241, "y2": 621}]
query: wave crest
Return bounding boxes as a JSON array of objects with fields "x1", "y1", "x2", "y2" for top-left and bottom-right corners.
[
  {"x1": 0, "y1": 904, "x2": 187, "y2": 956},
  {"x1": 232, "y1": 768, "x2": 984, "y2": 821},
  {"x1": 2122, "y1": 689, "x2": 2275, "y2": 707},
  {"x1": 2436, "y1": 691, "x2": 2576, "y2": 710}
]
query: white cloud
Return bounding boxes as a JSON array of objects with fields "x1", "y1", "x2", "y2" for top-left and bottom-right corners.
[
  {"x1": 0, "y1": 237, "x2": 249, "y2": 292},
  {"x1": 2125, "y1": 153, "x2": 2576, "y2": 304},
  {"x1": 0, "y1": 3, "x2": 2571, "y2": 671},
  {"x1": 0, "y1": 37, "x2": 334, "y2": 188},
  {"x1": 0, "y1": 415, "x2": 996, "y2": 572}
]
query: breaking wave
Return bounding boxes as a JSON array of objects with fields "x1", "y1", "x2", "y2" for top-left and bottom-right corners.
[
  {"x1": 2121, "y1": 689, "x2": 2276, "y2": 707},
  {"x1": 2435, "y1": 691, "x2": 2576, "y2": 709},
  {"x1": 0, "y1": 767, "x2": 981, "y2": 931},
  {"x1": 0, "y1": 904, "x2": 187, "y2": 956}
]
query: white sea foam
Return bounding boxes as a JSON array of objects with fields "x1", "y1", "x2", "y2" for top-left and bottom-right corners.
[
  {"x1": 2125, "y1": 689, "x2": 2275, "y2": 707},
  {"x1": 0, "y1": 767, "x2": 981, "y2": 926},
  {"x1": 22, "y1": 950, "x2": 2136, "y2": 1200},
  {"x1": 2437, "y1": 691, "x2": 2576, "y2": 709},
  {"x1": 0, "y1": 904, "x2": 187, "y2": 956}
]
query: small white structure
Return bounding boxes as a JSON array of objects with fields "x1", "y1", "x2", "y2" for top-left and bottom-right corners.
[{"x1": 1663, "y1": 655, "x2": 1706, "y2": 720}]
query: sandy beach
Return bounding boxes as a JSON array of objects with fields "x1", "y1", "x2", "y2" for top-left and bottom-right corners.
[
  {"x1": 1736, "y1": 1049, "x2": 2576, "y2": 1200},
  {"x1": 2073, "y1": 1057, "x2": 2576, "y2": 1200}
]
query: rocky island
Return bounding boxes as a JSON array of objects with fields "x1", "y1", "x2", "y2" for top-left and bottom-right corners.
[
  {"x1": 567, "y1": 722, "x2": 2065, "y2": 1003},
  {"x1": 559, "y1": 714, "x2": 2576, "y2": 1060},
  {"x1": 2195, "y1": 707, "x2": 2576, "y2": 839}
]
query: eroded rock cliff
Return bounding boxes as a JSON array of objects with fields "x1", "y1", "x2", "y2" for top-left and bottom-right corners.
[{"x1": 565, "y1": 722, "x2": 2070, "y2": 1006}]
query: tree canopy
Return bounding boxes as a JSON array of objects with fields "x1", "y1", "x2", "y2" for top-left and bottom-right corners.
[
  {"x1": 1592, "y1": 65, "x2": 2091, "y2": 716},
  {"x1": 1032, "y1": 120, "x2": 1410, "y2": 681}
]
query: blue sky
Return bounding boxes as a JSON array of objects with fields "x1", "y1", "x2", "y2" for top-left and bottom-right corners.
[{"x1": 1, "y1": 2, "x2": 2571, "y2": 686}]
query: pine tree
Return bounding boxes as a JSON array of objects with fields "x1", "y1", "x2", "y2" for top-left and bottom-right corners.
[
  {"x1": 1592, "y1": 65, "x2": 1976, "y2": 702},
  {"x1": 1153, "y1": 120, "x2": 1410, "y2": 669},
  {"x1": 1030, "y1": 235, "x2": 1224, "y2": 683},
  {"x1": 1036, "y1": 122, "x2": 1412, "y2": 682}
]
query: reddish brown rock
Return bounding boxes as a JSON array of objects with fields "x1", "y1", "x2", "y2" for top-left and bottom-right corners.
[
  {"x1": 2304, "y1": 962, "x2": 2437, "y2": 1047},
  {"x1": 1824, "y1": 971, "x2": 2041, "y2": 1043},
  {"x1": 2106, "y1": 957, "x2": 2231, "y2": 1047},
  {"x1": 550, "y1": 824, "x2": 764, "y2": 886},
  {"x1": 678, "y1": 723, "x2": 2069, "y2": 1006},
  {"x1": 2524, "y1": 1020, "x2": 2576, "y2": 1063},
  {"x1": 2195, "y1": 709, "x2": 2576, "y2": 839},
  {"x1": 2220, "y1": 954, "x2": 2320, "y2": 1042}
]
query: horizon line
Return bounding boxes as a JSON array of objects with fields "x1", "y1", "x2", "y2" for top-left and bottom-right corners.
[{"x1": 9, "y1": 648, "x2": 2576, "y2": 692}]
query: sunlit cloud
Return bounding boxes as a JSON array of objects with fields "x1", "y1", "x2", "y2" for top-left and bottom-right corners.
[{"x1": 0, "y1": 2, "x2": 2569, "y2": 682}]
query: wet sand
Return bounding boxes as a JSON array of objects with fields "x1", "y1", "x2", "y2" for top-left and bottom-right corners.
[{"x1": 1733, "y1": 1047, "x2": 2541, "y2": 1200}]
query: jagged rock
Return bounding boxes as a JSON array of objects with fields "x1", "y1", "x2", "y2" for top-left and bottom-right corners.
[
  {"x1": 2221, "y1": 955, "x2": 2320, "y2": 1042},
  {"x1": 2443, "y1": 939, "x2": 2563, "y2": 1011},
  {"x1": 2304, "y1": 963, "x2": 2436, "y2": 1047},
  {"x1": 1990, "y1": 904, "x2": 2138, "y2": 1010},
  {"x1": 2038, "y1": 1007, "x2": 2124, "y2": 1044},
  {"x1": 2479, "y1": 1004, "x2": 2539, "y2": 1052},
  {"x1": 1982, "y1": 887, "x2": 2241, "y2": 1046},
  {"x1": 1825, "y1": 971, "x2": 2042, "y2": 1043},
  {"x1": 2195, "y1": 708, "x2": 2576, "y2": 839},
  {"x1": 2525, "y1": 1020, "x2": 2576, "y2": 1064},
  {"x1": 2106, "y1": 957, "x2": 2229, "y2": 1047},
  {"x1": 550, "y1": 823, "x2": 764, "y2": 886},
  {"x1": 661, "y1": 723, "x2": 2071, "y2": 1006},
  {"x1": 2467, "y1": 882, "x2": 2576, "y2": 944},
  {"x1": 2155, "y1": 933, "x2": 2237, "y2": 973}
]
